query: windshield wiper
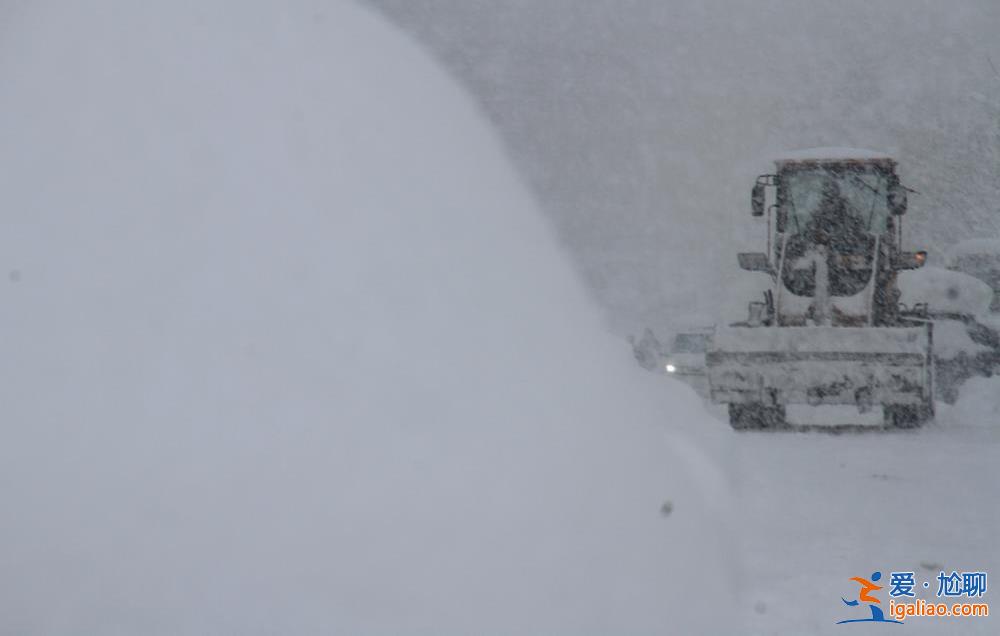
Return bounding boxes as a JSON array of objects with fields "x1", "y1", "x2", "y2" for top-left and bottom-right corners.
[
  {"x1": 848, "y1": 175, "x2": 883, "y2": 230},
  {"x1": 849, "y1": 174, "x2": 880, "y2": 195}
]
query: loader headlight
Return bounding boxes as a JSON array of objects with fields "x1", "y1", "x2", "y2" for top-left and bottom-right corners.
[
  {"x1": 665, "y1": 363, "x2": 677, "y2": 373},
  {"x1": 896, "y1": 251, "x2": 928, "y2": 270}
]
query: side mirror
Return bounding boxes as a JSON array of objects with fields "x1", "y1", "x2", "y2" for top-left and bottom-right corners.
[
  {"x1": 738, "y1": 252, "x2": 773, "y2": 274},
  {"x1": 888, "y1": 177, "x2": 907, "y2": 215},
  {"x1": 895, "y1": 251, "x2": 927, "y2": 270},
  {"x1": 751, "y1": 183, "x2": 765, "y2": 217}
]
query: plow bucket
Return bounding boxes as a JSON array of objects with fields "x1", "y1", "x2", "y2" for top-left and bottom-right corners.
[{"x1": 706, "y1": 325, "x2": 933, "y2": 426}]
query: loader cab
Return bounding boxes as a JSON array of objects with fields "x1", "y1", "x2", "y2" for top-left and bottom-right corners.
[
  {"x1": 741, "y1": 149, "x2": 923, "y2": 327},
  {"x1": 775, "y1": 161, "x2": 899, "y2": 238}
]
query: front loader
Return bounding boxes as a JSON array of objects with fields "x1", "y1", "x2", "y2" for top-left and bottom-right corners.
[{"x1": 707, "y1": 149, "x2": 933, "y2": 429}]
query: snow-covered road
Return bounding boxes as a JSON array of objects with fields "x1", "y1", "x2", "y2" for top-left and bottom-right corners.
[{"x1": 727, "y1": 380, "x2": 999, "y2": 634}]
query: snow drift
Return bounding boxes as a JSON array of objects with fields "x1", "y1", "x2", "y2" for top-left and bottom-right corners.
[
  {"x1": 0, "y1": 2, "x2": 730, "y2": 634},
  {"x1": 899, "y1": 266, "x2": 994, "y2": 317}
]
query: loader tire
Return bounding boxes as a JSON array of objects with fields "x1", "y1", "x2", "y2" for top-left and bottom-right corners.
[
  {"x1": 883, "y1": 404, "x2": 931, "y2": 429},
  {"x1": 728, "y1": 403, "x2": 786, "y2": 430}
]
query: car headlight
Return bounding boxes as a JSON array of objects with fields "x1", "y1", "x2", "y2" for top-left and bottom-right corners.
[{"x1": 665, "y1": 363, "x2": 677, "y2": 373}]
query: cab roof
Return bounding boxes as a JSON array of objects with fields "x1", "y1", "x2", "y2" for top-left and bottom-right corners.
[{"x1": 774, "y1": 147, "x2": 896, "y2": 168}]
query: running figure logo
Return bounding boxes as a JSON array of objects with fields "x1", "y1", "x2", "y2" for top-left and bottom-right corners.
[{"x1": 838, "y1": 571, "x2": 903, "y2": 625}]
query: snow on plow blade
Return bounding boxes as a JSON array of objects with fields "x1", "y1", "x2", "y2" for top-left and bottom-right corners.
[{"x1": 706, "y1": 325, "x2": 933, "y2": 408}]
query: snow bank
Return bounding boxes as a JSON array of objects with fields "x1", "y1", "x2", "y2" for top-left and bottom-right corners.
[
  {"x1": 937, "y1": 376, "x2": 1000, "y2": 429},
  {"x1": 931, "y1": 321, "x2": 991, "y2": 360},
  {"x1": 898, "y1": 266, "x2": 994, "y2": 317},
  {"x1": 0, "y1": 2, "x2": 731, "y2": 634}
]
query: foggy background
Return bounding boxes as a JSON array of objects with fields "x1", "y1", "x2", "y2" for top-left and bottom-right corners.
[{"x1": 366, "y1": 0, "x2": 1000, "y2": 336}]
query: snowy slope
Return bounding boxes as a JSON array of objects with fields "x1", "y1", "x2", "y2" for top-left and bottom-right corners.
[{"x1": 0, "y1": 2, "x2": 732, "y2": 634}]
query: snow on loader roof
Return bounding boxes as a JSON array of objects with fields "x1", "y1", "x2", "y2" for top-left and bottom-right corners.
[{"x1": 774, "y1": 147, "x2": 895, "y2": 164}]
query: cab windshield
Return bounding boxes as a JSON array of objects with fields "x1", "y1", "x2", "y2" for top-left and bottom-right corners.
[{"x1": 782, "y1": 166, "x2": 891, "y2": 235}]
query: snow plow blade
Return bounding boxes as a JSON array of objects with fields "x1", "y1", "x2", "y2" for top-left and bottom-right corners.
[{"x1": 706, "y1": 325, "x2": 934, "y2": 428}]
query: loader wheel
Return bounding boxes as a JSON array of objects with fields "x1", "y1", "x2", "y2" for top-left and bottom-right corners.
[
  {"x1": 883, "y1": 404, "x2": 931, "y2": 429},
  {"x1": 728, "y1": 403, "x2": 786, "y2": 430}
]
